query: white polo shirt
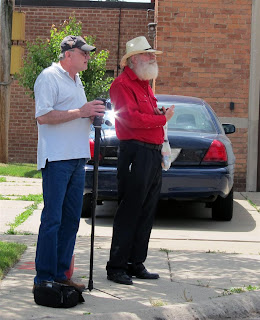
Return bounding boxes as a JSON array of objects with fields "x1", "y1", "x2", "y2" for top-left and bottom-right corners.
[{"x1": 34, "y1": 62, "x2": 91, "y2": 170}]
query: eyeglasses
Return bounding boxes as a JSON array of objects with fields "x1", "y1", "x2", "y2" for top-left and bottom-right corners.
[
  {"x1": 69, "y1": 49, "x2": 90, "y2": 57},
  {"x1": 78, "y1": 50, "x2": 90, "y2": 57}
]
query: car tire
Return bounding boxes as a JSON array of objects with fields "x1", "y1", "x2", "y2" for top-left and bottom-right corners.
[
  {"x1": 81, "y1": 193, "x2": 92, "y2": 218},
  {"x1": 212, "y1": 188, "x2": 233, "y2": 221}
]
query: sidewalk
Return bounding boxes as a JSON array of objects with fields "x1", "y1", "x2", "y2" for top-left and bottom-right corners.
[{"x1": 0, "y1": 176, "x2": 260, "y2": 319}]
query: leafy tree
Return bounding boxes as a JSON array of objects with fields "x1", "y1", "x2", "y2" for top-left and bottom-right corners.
[{"x1": 17, "y1": 16, "x2": 114, "y2": 101}]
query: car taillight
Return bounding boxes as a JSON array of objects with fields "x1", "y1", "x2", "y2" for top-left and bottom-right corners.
[
  {"x1": 89, "y1": 139, "x2": 95, "y2": 159},
  {"x1": 203, "y1": 140, "x2": 227, "y2": 162},
  {"x1": 89, "y1": 139, "x2": 102, "y2": 161}
]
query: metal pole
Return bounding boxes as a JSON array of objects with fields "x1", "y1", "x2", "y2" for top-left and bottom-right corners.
[
  {"x1": 88, "y1": 116, "x2": 102, "y2": 291},
  {"x1": 0, "y1": 0, "x2": 14, "y2": 163}
]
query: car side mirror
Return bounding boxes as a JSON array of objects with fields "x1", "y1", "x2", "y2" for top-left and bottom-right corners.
[{"x1": 222, "y1": 123, "x2": 236, "y2": 134}]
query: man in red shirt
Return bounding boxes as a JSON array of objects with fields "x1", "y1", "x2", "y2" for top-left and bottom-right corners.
[{"x1": 106, "y1": 36, "x2": 174, "y2": 285}]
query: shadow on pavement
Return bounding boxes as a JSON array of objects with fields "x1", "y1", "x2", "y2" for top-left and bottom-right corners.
[
  {"x1": 82, "y1": 198, "x2": 256, "y2": 233},
  {"x1": 154, "y1": 200, "x2": 256, "y2": 232},
  {"x1": 2, "y1": 237, "x2": 259, "y2": 319}
]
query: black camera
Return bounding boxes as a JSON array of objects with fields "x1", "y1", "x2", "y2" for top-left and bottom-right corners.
[
  {"x1": 94, "y1": 98, "x2": 112, "y2": 127},
  {"x1": 96, "y1": 97, "x2": 112, "y2": 111}
]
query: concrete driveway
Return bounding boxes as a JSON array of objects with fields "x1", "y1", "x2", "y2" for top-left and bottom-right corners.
[
  {"x1": 1, "y1": 176, "x2": 260, "y2": 319},
  {"x1": 15, "y1": 190, "x2": 260, "y2": 255}
]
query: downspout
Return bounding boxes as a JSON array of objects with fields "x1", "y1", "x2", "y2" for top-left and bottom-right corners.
[
  {"x1": 116, "y1": 5, "x2": 122, "y2": 77},
  {"x1": 147, "y1": 0, "x2": 157, "y2": 91}
]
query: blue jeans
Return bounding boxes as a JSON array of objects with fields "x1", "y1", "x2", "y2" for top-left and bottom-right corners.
[{"x1": 34, "y1": 159, "x2": 86, "y2": 284}]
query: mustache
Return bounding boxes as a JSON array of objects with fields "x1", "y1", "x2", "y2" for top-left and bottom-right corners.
[{"x1": 135, "y1": 60, "x2": 158, "y2": 80}]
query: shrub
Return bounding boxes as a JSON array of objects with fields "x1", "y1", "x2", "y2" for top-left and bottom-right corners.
[{"x1": 17, "y1": 16, "x2": 114, "y2": 101}]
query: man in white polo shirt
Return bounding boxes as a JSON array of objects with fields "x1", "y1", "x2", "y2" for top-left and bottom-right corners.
[{"x1": 33, "y1": 35, "x2": 105, "y2": 293}]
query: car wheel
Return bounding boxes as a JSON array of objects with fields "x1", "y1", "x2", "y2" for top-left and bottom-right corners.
[
  {"x1": 212, "y1": 188, "x2": 233, "y2": 221},
  {"x1": 81, "y1": 193, "x2": 92, "y2": 218}
]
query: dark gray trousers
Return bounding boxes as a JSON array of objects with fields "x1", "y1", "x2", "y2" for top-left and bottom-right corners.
[{"x1": 106, "y1": 141, "x2": 162, "y2": 274}]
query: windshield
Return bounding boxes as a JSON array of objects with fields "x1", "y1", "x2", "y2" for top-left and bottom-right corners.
[
  {"x1": 96, "y1": 103, "x2": 217, "y2": 134},
  {"x1": 157, "y1": 102, "x2": 217, "y2": 133}
]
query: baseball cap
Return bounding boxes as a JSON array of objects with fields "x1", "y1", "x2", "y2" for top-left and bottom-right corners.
[{"x1": 60, "y1": 35, "x2": 96, "y2": 53}]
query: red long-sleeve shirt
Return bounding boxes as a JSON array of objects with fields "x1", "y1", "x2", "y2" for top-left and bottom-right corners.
[{"x1": 109, "y1": 66, "x2": 166, "y2": 145}]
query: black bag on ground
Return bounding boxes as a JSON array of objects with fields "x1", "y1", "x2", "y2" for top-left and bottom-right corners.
[{"x1": 33, "y1": 281, "x2": 85, "y2": 308}]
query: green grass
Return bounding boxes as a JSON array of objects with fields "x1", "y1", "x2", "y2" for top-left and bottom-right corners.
[
  {"x1": 160, "y1": 248, "x2": 173, "y2": 253},
  {"x1": 0, "y1": 241, "x2": 27, "y2": 279},
  {"x1": 222, "y1": 285, "x2": 260, "y2": 296},
  {"x1": 0, "y1": 163, "x2": 43, "y2": 234},
  {"x1": 247, "y1": 199, "x2": 260, "y2": 212},
  {"x1": 16, "y1": 194, "x2": 43, "y2": 202},
  {"x1": 6, "y1": 194, "x2": 43, "y2": 234},
  {"x1": 0, "y1": 194, "x2": 43, "y2": 201},
  {"x1": 0, "y1": 195, "x2": 11, "y2": 200},
  {"x1": 149, "y1": 298, "x2": 168, "y2": 307},
  {"x1": 0, "y1": 163, "x2": 41, "y2": 178}
]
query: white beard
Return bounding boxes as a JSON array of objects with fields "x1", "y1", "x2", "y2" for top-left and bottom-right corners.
[{"x1": 134, "y1": 59, "x2": 159, "y2": 81}]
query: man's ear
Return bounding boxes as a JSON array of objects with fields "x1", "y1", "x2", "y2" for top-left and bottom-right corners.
[
  {"x1": 65, "y1": 50, "x2": 72, "y2": 59},
  {"x1": 130, "y1": 55, "x2": 138, "y2": 66}
]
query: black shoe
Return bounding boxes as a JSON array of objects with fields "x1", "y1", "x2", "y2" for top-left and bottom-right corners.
[
  {"x1": 107, "y1": 272, "x2": 133, "y2": 285},
  {"x1": 129, "y1": 268, "x2": 159, "y2": 279}
]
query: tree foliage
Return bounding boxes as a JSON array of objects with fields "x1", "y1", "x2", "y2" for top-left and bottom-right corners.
[{"x1": 17, "y1": 16, "x2": 114, "y2": 101}]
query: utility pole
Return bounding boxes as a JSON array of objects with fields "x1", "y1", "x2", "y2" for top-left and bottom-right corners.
[{"x1": 0, "y1": 0, "x2": 14, "y2": 163}]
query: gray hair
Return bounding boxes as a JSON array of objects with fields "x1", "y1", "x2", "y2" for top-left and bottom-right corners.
[
  {"x1": 59, "y1": 49, "x2": 75, "y2": 61},
  {"x1": 127, "y1": 56, "x2": 134, "y2": 69},
  {"x1": 59, "y1": 52, "x2": 66, "y2": 61}
]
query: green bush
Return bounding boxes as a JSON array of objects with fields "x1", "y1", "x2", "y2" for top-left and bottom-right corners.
[{"x1": 17, "y1": 16, "x2": 114, "y2": 101}]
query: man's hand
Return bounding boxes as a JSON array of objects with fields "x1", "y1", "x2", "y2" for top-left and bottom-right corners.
[
  {"x1": 154, "y1": 107, "x2": 163, "y2": 115},
  {"x1": 154, "y1": 105, "x2": 175, "y2": 122},
  {"x1": 164, "y1": 105, "x2": 175, "y2": 122},
  {"x1": 37, "y1": 100, "x2": 106, "y2": 125},
  {"x1": 80, "y1": 100, "x2": 106, "y2": 118}
]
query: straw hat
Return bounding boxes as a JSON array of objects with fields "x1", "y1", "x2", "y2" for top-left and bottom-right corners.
[{"x1": 120, "y1": 36, "x2": 163, "y2": 68}]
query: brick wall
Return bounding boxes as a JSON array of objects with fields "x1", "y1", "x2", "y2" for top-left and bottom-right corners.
[
  {"x1": 9, "y1": 5, "x2": 153, "y2": 163},
  {"x1": 155, "y1": 0, "x2": 252, "y2": 191},
  {"x1": 9, "y1": 0, "x2": 252, "y2": 191},
  {"x1": 9, "y1": 83, "x2": 36, "y2": 163}
]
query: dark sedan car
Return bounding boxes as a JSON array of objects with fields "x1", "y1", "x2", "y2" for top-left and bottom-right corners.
[{"x1": 83, "y1": 94, "x2": 236, "y2": 221}]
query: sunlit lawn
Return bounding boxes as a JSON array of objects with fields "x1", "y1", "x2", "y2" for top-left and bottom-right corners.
[
  {"x1": 0, "y1": 163, "x2": 41, "y2": 178},
  {"x1": 0, "y1": 241, "x2": 27, "y2": 279}
]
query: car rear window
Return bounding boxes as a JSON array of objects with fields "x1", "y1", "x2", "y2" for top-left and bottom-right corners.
[{"x1": 157, "y1": 102, "x2": 217, "y2": 133}]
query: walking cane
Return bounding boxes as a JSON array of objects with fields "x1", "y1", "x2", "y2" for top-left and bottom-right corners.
[{"x1": 88, "y1": 98, "x2": 111, "y2": 291}]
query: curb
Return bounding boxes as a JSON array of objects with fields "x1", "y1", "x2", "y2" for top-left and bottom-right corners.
[{"x1": 73, "y1": 291, "x2": 260, "y2": 320}]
